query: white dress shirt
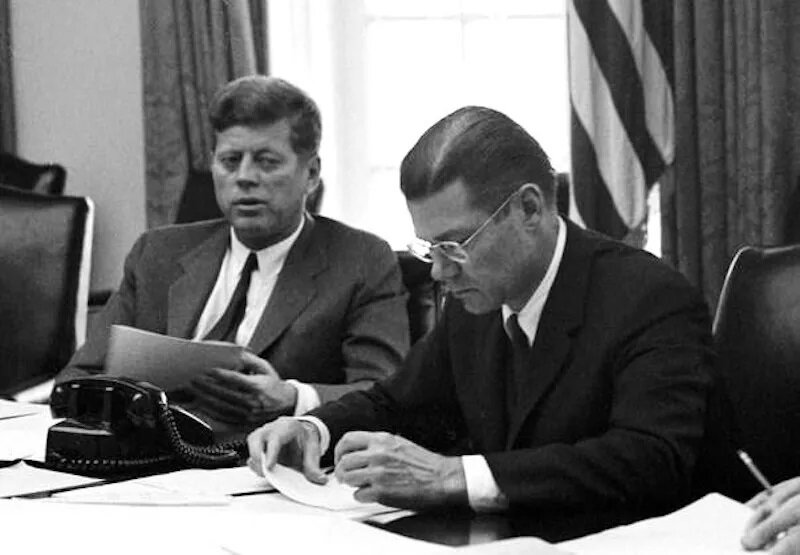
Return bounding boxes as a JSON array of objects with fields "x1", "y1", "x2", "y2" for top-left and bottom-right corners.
[
  {"x1": 192, "y1": 218, "x2": 321, "y2": 415},
  {"x1": 301, "y1": 216, "x2": 568, "y2": 511}
]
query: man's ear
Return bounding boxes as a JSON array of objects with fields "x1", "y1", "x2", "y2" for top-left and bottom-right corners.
[
  {"x1": 305, "y1": 155, "x2": 321, "y2": 191},
  {"x1": 518, "y1": 183, "x2": 546, "y2": 228}
]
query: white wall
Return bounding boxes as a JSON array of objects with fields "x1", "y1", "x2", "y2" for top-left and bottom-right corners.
[{"x1": 11, "y1": 0, "x2": 146, "y2": 292}]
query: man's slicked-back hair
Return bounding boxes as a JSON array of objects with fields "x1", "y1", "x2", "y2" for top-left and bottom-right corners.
[
  {"x1": 400, "y1": 106, "x2": 555, "y2": 212},
  {"x1": 209, "y1": 75, "x2": 321, "y2": 159}
]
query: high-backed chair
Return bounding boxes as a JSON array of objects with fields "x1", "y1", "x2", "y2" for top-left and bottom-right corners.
[
  {"x1": 694, "y1": 245, "x2": 800, "y2": 501},
  {"x1": 396, "y1": 251, "x2": 442, "y2": 344},
  {"x1": 0, "y1": 186, "x2": 94, "y2": 400},
  {"x1": 0, "y1": 152, "x2": 67, "y2": 195}
]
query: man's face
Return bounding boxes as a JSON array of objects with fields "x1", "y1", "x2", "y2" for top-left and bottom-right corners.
[
  {"x1": 211, "y1": 120, "x2": 319, "y2": 250},
  {"x1": 408, "y1": 179, "x2": 543, "y2": 314}
]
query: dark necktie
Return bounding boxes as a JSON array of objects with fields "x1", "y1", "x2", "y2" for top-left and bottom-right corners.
[
  {"x1": 505, "y1": 313, "x2": 530, "y2": 418},
  {"x1": 203, "y1": 252, "x2": 258, "y2": 343},
  {"x1": 506, "y1": 314, "x2": 529, "y2": 354}
]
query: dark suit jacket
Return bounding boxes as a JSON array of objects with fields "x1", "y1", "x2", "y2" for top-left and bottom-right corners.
[
  {"x1": 58, "y1": 214, "x2": 410, "y2": 408},
  {"x1": 312, "y1": 221, "x2": 713, "y2": 514}
]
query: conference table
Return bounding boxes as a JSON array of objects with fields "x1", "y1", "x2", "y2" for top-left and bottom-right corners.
[{"x1": 0, "y1": 400, "x2": 752, "y2": 554}]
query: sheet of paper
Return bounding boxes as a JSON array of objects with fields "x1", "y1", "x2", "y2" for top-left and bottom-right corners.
[
  {"x1": 220, "y1": 511, "x2": 454, "y2": 555},
  {"x1": 0, "y1": 399, "x2": 49, "y2": 420},
  {"x1": 52, "y1": 466, "x2": 274, "y2": 506},
  {"x1": 53, "y1": 480, "x2": 232, "y2": 506},
  {"x1": 137, "y1": 465, "x2": 275, "y2": 496},
  {"x1": 0, "y1": 498, "x2": 447, "y2": 555},
  {"x1": 558, "y1": 493, "x2": 766, "y2": 554},
  {"x1": 455, "y1": 537, "x2": 570, "y2": 554},
  {"x1": 263, "y1": 462, "x2": 391, "y2": 512},
  {"x1": 105, "y1": 324, "x2": 245, "y2": 390},
  {"x1": 0, "y1": 412, "x2": 62, "y2": 461},
  {"x1": 0, "y1": 498, "x2": 232, "y2": 555},
  {"x1": 0, "y1": 461, "x2": 103, "y2": 498}
]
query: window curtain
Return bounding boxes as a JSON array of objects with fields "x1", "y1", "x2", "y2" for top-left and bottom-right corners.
[
  {"x1": 663, "y1": 0, "x2": 800, "y2": 310},
  {"x1": 140, "y1": 0, "x2": 268, "y2": 228},
  {"x1": 0, "y1": 0, "x2": 15, "y2": 153}
]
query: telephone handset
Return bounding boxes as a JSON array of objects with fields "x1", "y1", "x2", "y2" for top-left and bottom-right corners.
[{"x1": 46, "y1": 376, "x2": 247, "y2": 476}]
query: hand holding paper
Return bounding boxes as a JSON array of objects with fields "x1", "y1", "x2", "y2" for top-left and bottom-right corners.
[
  {"x1": 334, "y1": 431, "x2": 468, "y2": 510},
  {"x1": 190, "y1": 351, "x2": 297, "y2": 425},
  {"x1": 106, "y1": 325, "x2": 244, "y2": 391},
  {"x1": 247, "y1": 416, "x2": 327, "y2": 484}
]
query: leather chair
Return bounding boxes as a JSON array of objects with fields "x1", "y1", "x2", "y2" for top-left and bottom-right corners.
[
  {"x1": 396, "y1": 251, "x2": 442, "y2": 344},
  {"x1": 0, "y1": 186, "x2": 94, "y2": 400},
  {"x1": 694, "y1": 244, "x2": 800, "y2": 501},
  {"x1": 783, "y1": 175, "x2": 800, "y2": 244},
  {"x1": 0, "y1": 152, "x2": 67, "y2": 195}
]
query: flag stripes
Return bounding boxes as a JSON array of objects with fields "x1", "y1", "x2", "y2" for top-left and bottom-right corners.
[{"x1": 568, "y1": 0, "x2": 674, "y2": 238}]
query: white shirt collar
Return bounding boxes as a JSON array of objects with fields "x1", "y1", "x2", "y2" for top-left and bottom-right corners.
[
  {"x1": 228, "y1": 216, "x2": 305, "y2": 275},
  {"x1": 502, "y1": 216, "x2": 567, "y2": 345}
]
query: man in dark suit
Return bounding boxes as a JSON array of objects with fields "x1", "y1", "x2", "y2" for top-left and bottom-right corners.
[
  {"x1": 247, "y1": 106, "x2": 713, "y2": 515},
  {"x1": 57, "y1": 76, "x2": 409, "y2": 436}
]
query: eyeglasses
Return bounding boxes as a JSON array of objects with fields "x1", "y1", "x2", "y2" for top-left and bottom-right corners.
[{"x1": 407, "y1": 189, "x2": 519, "y2": 264}]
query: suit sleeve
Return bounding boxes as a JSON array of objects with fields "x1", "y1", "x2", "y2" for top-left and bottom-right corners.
[
  {"x1": 310, "y1": 238, "x2": 411, "y2": 405},
  {"x1": 485, "y1": 278, "x2": 713, "y2": 511},
  {"x1": 55, "y1": 234, "x2": 148, "y2": 382},
  {"x1": 310, "y1": 308, "x2": 465, "y2": 454}
]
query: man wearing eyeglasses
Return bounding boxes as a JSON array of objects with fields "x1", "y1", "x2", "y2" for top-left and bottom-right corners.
[{"x1": 247, "y1": 106, "x2": 713, "y2": 516}]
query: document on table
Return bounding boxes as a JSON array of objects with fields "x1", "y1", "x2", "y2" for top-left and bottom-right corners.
[
  {"x1": 557, "y1": 493, "x2": 765, "y2": 554},
  {"x1": 0, "y1": 399, "x2": 48, "y2": 421},
  {"x1": 52, "y1": 480, "x2": 232, "y2": 506},
  {"x1": 0, "y1": 461, "x2": 103, "y2": 498},
  {"x1": 54, "y1": 466, "x2": 275, "y2": 506},
  {"x1": 221, "y1": 512, "x2": 455, "y2": 555},
  {"x1": 106, "y1": 324, "x2": 245, "y2": 391},
  {"x1": 0, "y1": 411, "x2": 61, "y2": 461},
  {"x1": 0, "y1": 498, "x2": 453, "y2": 555},
  {"x1": 0, "y1": 499, "x2": 232, "y2": 555},
  {"x1": 138, "y1": 466, "x2": 276, "y2": 496},
  {"x1": 455, "y1": 537, "x2": 571, "y2": 554},
  {"x1": 263, "y1": 463, "x2": 392, "y2": 513}
]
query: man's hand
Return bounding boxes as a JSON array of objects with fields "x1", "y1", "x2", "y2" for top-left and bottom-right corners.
[
  {"x1": 246, "y1": 417, "x2": 327, "y2": 484},
  {"x1": 333, "y1": 431, "x2": 467, "y2": 510},
  {"x1": 189, "y1": 350, "x2": 297, "y2": 425},
  {"x1": 742, "y1": 477, "x2": 800, "y2": 553}
]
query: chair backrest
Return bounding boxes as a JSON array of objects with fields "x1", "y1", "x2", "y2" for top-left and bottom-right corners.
[
  {"x1": 0, "y1": 186, "x2": 93, "y2": 396},
  {"x1": 0, "y1": 152, "x2": 67, "y2": 195},
  {"x1": 697, "y1": 245, "x2": 800, "y2": 500},
  {"x1": 783, "y1": 175, "x2": 800, "y2": 244},
  {"x1": 174, "y1": 170, "x2": 223, "y2": 224},
  {"x1": 396, "y1": 251, "x2": 442, "y2": 344}
]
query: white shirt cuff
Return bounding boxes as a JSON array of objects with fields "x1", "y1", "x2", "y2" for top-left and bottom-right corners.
[
  {"x1": 294, "y1": 415, "x2": 331, "y2": 456},
  {"x1": 462, "y1": 455, "x2": 509, "y2": 512},
  {"x1": 286, "y1": 379, "x2": 321, "y2": 416}
]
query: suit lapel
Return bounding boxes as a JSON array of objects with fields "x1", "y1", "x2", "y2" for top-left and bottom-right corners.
[
  {"x1": 248, "y1": 215, "x2": 325, "y2": 355},
  {"x1": 167, "y1": 224, "x2": 229, "y2": 338},
  {"x1": 505, "y1": 221, "x2": 593, "y2": 449},
  {"x1": 452, "y1": 309, "x2": 508, "y2": 452}
]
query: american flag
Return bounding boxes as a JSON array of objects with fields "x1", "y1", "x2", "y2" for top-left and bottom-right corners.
[{"x1": 568, "y1": 0, "x2": 674, "y2": 240}]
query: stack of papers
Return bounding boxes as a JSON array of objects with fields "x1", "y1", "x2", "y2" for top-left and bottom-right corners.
[
  {"x1": 0, "y1": 399, "x2": 48, "y2": 421},
  {"x1": 0, "y1": 409, "x2": 61, "y2": 462},
  {"x1": 558, "y1": 493, "x2": 764, "y2": 554},
  {"x1": 53, "y1": 466, "x2": 274, "y2": 506},
  {"x1": 0, "y1": 461, "x2": 103, "y2": 498}
]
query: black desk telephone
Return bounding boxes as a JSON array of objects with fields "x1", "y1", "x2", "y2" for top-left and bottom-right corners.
[{"x1": 45, "y1": 376, "x2": 247, "y2": 476}]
